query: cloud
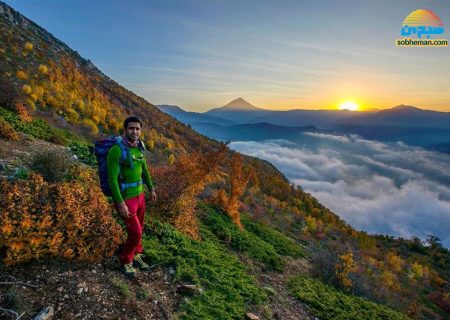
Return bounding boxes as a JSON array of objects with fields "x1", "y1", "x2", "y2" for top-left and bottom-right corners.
[{"x1": 229, "y1": 134, "x2": 450, "y2": 247}]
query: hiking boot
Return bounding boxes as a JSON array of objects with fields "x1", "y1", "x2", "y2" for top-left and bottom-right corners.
[
  {"x1": 133, "y1": 254, "x2": 150, "y2": 271},
  {"x1": 121, "y1": 263, "x2": 137, "y2": 278}
]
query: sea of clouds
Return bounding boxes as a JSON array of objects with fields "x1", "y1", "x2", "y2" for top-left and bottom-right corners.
[{"x1": 229, "y1": 133, "x2": 450, "y2": 248}]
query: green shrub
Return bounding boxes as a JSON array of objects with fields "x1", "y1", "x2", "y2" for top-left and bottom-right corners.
[
  {"x1": 68, "y1": 140, "x2": 96, "y2": 167},
  {"x1": 288, "y1": 274, "x2": 410, "y2": 320},
  {"x1": 111, "y1": 278, "x2": 132, "y2": 298},
  {"x1": 242, "y1": 214, "x2": 305, "y2": 258},
  {"x1": 142, "y1": 219, "x2": 267, "y2": 320},
  {"x1": 0, "y1": 106, "x2": 81, "y2": 145},
  {"x1": 199, "y1": 203, "x2": 284, "y2": 271},
  {"x1": 29, "y1": 149, "x2": 75, "y2": 182}
]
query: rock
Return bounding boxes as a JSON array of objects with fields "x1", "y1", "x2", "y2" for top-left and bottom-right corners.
[
  {"x1": 56, "y1": 286, "x2": 64, "y2": 292},
  {"x1": 246, "y1": 312, "x2": 259, "y2": 320},
  {"x1": 176, "y1": 284, "x2": 199, "y2": 295},
  {"x1": 77, "y1": 282, "x2": 87, "y2": 293},
  {"x1": 263, "y1": 286, "x2": 276, "y2": 296},
  {"x1": 261, "y1": 275, "x2": 273, "y2": 282},
  {"x1": 32, "y1": 306, "x2": 54, "y2": 320},
  {"x1": 314, "y1": 318, "x2": 320, "y2": 320},
  {"x1": 273, "y1": 311, "x2": 282, "y2": 319},
  {"x1": 0, "y1": 163, "x2": 6, "y2": 171},
  {"x1": 168, "y1": 266, "x2": 175, "y2": 275}
]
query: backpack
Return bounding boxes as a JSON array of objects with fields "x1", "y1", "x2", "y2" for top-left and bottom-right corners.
[{"x1": 94, "y1": 136, "x2": 145, "y2": 197}]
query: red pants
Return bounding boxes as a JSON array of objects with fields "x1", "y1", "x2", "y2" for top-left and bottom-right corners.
[{"x1": 119, "y1": 193, "x2": 146, "y2": 264}]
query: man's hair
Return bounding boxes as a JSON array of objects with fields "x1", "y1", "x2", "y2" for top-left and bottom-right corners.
[{"x1": 123, "y1": 116, "x2": 143, "y2": 129}]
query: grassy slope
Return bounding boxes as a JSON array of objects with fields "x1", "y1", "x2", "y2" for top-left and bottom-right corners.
[
  {"x1": 288, "y1": 275, "x2": 410, "y2": 320},
  {"x1": 141, "y1": 201, "x2": 408, "y2": 320}
]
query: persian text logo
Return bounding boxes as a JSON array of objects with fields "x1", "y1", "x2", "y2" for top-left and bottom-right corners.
[{"x1": 396, "y1": 9, "x2": 448, "y2": 47}]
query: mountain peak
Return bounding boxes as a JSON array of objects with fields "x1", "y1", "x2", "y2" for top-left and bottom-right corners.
[
  {"x1": 387, "y1": 105, "x2": 422, "y2": 112},
  {"x1": 222, "y1": 97, "x2": 260, "y2": 110}
]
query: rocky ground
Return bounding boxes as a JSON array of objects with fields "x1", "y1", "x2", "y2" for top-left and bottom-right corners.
[
  {"x1": 0, "y1": 255, "x2": 314, "y2": 320},
  {"x1": 0, "y1": 256, "x2": 183, "y2": 320},
  {"x1": 240, "y1": 254, "x2": 313, "y2": 320}
]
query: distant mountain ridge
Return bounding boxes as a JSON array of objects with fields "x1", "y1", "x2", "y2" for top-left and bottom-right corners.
[
  {"x1": 338, "y1": 104, "x2": 450, "y2": 128},
  {"x1": 158, "y1": 101, "x2": 450, "y2": 154},
  {"x1": 157, "y1": 104, "x2": 237, "y2": 126},
  {"x1": 331, "y1": 104, "x2": 450, "y2": 152}
]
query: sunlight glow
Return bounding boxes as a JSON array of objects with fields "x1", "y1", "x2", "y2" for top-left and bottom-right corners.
[{"x1": 338, "y1": 101, "x2": 359, "y2": 111}]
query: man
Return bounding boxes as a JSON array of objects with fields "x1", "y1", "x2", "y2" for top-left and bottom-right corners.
[{"x1": 107, "y1": 116, "x2": 157, "y2": 278}]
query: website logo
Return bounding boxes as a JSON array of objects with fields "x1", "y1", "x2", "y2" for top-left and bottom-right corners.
[{"x1": 396, "y1": 9, "x2": 448, "y2": 47}]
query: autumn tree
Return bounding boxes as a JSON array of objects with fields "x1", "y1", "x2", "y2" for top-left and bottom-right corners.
[
  {"x1": 149, "y1": 144, "x2": 228, "y2": 239},
  {"x1": 210, "y1": 153, "x2": 250, "y2": 230},
  {"x1": 336, "y1": 249, "x2": 358, "y2": 289}
]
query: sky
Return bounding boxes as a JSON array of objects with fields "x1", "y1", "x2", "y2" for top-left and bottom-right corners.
[
  {"x1": 5, "y1": 0, "x2": 450, "y2": 112},
  {"x1": 230, "y1": 135, "x2": 450, "y2": 248}
]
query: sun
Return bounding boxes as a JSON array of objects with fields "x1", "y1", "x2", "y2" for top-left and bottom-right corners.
[{"x1": 338, "y1": 101, "x2": 359, "y2": 111}]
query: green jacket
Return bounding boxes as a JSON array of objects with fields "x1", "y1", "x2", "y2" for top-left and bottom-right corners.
[{"x1": 106, "y1": 143, "x2": 154, "y2": 204}]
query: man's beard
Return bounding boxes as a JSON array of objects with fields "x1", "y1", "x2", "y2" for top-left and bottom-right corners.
[{"x1": 127, "y1": 133, "x2": 139, "y2": 141}]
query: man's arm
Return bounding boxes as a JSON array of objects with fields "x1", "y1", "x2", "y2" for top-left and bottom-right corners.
[{"x1": 106, "y1": 145, "x2": 124, "y2": 204}]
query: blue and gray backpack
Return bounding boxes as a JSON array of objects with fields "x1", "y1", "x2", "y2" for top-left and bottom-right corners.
[{"x1": 94, "y1": 136, "x2": 145, "y2": 197}]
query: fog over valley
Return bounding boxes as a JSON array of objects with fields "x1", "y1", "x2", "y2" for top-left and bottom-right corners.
[{"x1": 229, "y1": 133, "x2": 450, "y2": 247}]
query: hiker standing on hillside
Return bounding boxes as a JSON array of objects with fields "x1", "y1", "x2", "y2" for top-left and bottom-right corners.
[{"x1": 107, "y1": 116, "x2": 157, "y2": 278}]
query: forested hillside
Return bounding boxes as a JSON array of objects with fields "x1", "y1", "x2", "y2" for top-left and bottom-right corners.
[{"x1": 0, "y1": 2, "x2": 449, "y2": 319}]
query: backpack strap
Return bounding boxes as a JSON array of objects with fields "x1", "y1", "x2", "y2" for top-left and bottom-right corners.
[
  {"x1": 115, "y1": 137, "x2": 143, "y2": 191},
  {"x1": 119, "y1": 180, "x2": 143, "y2": 191},
  {"x1": 117, "y1": 137, "x2": 146, "y2": 171}
]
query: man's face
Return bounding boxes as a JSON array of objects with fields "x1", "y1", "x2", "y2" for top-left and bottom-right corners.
[{"x1": 125, "y1": 122, "x2": 141, "y2": 141}]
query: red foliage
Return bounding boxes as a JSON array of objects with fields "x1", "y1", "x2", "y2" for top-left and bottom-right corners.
[{"x1": 149, "y1": 144, "x2": 227, "y2": 239}]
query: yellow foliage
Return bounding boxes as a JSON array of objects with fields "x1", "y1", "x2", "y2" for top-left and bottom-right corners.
[
  {"x1": 146, "y1": 139, "x2": 155, "y2": 150},
  {"x1": 305, "y1": 215, "x2": 317, "y2": 233},
  {"x1": 16, "y1": 70, "x2": 28, "y2": 80},
  {"x1": 386, "y1": 251, "x2": 404, "y2": 273},
  {"x1": 24, "y1": 42, "x2": 33, "y2": 51},
  {"x1": 29, "y1": 94, "x2": 38, "y2": 102},
  {"x1": 336, "y1": 250, "x2": 358, "y2": 289},
  {"x1": 81, "y1": 118, "x2": 99, "y2": 135},
  {"x1": 409, "y1": 261, "x2": 424, "y2": 281},
  {"x1": 38, "y1": 64, "x2": 48, "y2": 74},
  {"x1": 381, "y1": 270, "x2": 400, "y2": 291},
  {"x1": 22, "y1": 84, "x2": 32, "y2": 95},
  {"x1": 168, "y1": 154, "x2": 175, "y2": 165},
  {"x1": 92, "y1": 115, "x2": 100, "y2": 124},
  {"x1": 26, "y1": 99, "x2": 36, "y2": 111}
]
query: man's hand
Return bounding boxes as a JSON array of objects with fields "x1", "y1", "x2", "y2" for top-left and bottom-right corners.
[
  {"x1": 116, "y1": 202, "x2": 131, "y2": 219},
  {"x1": 150, "y1": 190, "x2": 157, "y2": 203}
]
